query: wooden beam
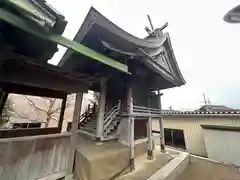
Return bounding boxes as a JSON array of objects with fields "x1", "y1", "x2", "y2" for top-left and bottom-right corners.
[
  {"x1": 0, "y1": 90, "x2": 8, "y2": 115},
  {"x1": 0, "y1": 82, "x2": 67, "y2": 99},
  {"x1": 147, "y1": 116, "x2": 154, "y2": 160},
  {"x1": 0, "y1": 58, "x2": 6, "y2": 68},
  {"x1": 0, "y1": 127, "x2": 60, "y2": 138},
  {"x1": 0, "y1": 45, "x2": 12, "y2": 68},
  {"x1": 157, "y1": 91, "x2": 166, "y2": 153},
  {"x1": 58, "y1": 95, "x2": 67, "y2": 131},
  {"x1": 68, "y1": 92, "x2": 83, "y2": 174},
  {"x1": 96, "y1": 77, "x2": 107, "y2": 140},
  {"x1": 128, "y1": 86, "x2": 135, "y2": 171},
  {"x1": 0, "y1": 61, "x2": 89, "y2": 94},
  {"x1": 0, "y1": 133, "x2": 71, "y2": 143}
]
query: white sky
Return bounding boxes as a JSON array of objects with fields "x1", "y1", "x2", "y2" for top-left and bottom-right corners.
[{"x1": 47, "y1": 0, "x2": 240, "y2": 110}]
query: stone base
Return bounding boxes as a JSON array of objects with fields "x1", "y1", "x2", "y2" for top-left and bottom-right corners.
[
  {"x1": 95, "y1": 136, "x2": 102, "y2": 141},
  {"x1": 147, "y1": 150, "x2": 154, "y2": 160},
  {"x1": 129, "y1": 158, "x2": 135, "y2": 171},
  {"x1": 161, "y1": 144, "x2": 166, "y2": 153},
  {"x1": 134, "y1": 140, "x2": 155, "y2": 157},
  {"x1": 74, "y1": 136, "x2": 130, "y2": 180}
]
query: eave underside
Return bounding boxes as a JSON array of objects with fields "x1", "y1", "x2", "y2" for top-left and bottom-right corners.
[{"x1": 0, "y1": 53, "x2": 92, "y2": 98}]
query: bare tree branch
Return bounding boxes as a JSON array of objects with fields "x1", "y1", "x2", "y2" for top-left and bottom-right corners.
[
  {"x1": 23, "y1": 95, "x2": 74, "y2": 128},
  {"x1": 24, "y1": 96, "x2": 47, "y2": 113}
]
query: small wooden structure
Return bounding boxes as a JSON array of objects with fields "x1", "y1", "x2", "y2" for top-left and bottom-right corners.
[
  {"x1": 0, "y1": 1, "x2": 128, "y2": 179},
  {"x1": 0, "y1": 1, "x2": 185, "y2": 179},
  {"x1": 59, "y1": 7, "x2": 185, "y2": 170}
]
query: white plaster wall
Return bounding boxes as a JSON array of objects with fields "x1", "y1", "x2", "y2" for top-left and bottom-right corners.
[{"x1": 203, "y1": 129, "x2": 240, "y2": 166}]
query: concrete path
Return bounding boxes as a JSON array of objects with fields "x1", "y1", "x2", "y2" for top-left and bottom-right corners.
[
  {"x1": 117, "y1": 147, "x2": 174, "y2": 180},
  {"x1": 177, "y1": 156, "x2": 240, "y2": 180}
]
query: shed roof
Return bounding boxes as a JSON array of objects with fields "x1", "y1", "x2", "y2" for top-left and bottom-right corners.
[
  {"x1": 0, "y1": 3, "x2": 130, "y2": 97},
  {"x1": 3, "y1": 0, "x2": 67, "y2": 34},
  {"x1": 0, "y1": 4, "x2": 128, "y2": 73}
]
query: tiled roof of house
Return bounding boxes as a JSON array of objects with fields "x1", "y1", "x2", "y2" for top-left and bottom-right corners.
[
  {"x1": 162, "y1": 110, "x2": 240, "y2": 116},
  {"x1": 162, "y1": 105, "x2": 240, "y2": 116},
  {"x1": 197, "y1": 105, "x2": 234, "y2": 112}
]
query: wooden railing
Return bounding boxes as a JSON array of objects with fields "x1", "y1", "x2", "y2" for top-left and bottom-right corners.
[
  {"x1": 104, "y1": 101, "x2": 120, "y2": 128},
  {"x1": 79, "y1": 104, "x2": 97, "y2": 123},
  {"x1": 103, "y1": 101, "x2": 121, "y2": 136},
  {"x1": 67, "y1": 104, "x2": 97, "y2": 131},
  {"x1": 120, "y1": 105, "x2": 162, "y2": 118},
  {"x1": 133, "y1": 105, "x2": 161, "y2": 117},
  {"x1": 0, "y1": 133, "x2": 71, "y2": 180}
]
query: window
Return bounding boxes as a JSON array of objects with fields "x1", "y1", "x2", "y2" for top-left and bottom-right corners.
[
  {"x1": 164, "y1": 128, "x2": 186, "y2": 149},
  {"x1": 0, "y1": 93, "x2": 74, "y2": 138}
]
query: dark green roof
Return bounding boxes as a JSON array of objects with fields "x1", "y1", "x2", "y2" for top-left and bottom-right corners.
[
  {"x1": 3, "y1": 0, "x2": 67, "y2": 34},
  {"x1": 0, "y1": 3, "x2": 129, "y2": 73}
]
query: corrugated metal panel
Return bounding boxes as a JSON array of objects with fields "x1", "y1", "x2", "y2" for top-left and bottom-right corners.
[
  {"x1": 203, "y1": 129, "x2": 240, "y2": 166},
  {"x1": 152, "y1": 116, "x2": 240, "y2": 157}
]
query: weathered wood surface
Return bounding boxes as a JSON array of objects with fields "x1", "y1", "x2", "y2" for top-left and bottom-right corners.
[
  {"x1": 0, "y1": 127, "x2": 60, "y2": 139},
  {"x1": 0, "y1": 134, "x2": 71, "y2": 180}
]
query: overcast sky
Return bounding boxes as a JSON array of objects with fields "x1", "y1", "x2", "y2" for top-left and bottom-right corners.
[{"x1": 47, "y1": 0, "x2": 240, "y2": 110}]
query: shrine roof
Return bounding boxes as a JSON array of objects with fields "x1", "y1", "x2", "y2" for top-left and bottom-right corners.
[{"x1": 59, "y1": 7, "x2": 185, "y2": 88}]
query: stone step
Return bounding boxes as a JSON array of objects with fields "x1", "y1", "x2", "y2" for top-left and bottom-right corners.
[
  {"x1": 87, "y1": 121, "x2": 97, "y2": 125},
  {"x1": 80, "y1": 127, "x2": 96, "y2": 134},
  {"x1": 81, "y1": 119, "x2": 97, "y2": 128},
  {"x1": 85, "y1": 123, "x2": 97, "y2": 129}
]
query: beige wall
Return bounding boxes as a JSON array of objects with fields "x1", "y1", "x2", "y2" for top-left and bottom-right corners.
[{"x1": 152, "y1": 116, "x2": 240, "y2": 156}]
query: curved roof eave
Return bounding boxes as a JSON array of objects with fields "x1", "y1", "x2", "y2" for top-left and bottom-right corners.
[
  {"x1": 223, "y1": 4, "x2": 240, "y2": 23},
  {"x1": 59, "y1": 7, "x2": 167, "y2": 66},
  {"x1": 58, "y1": 7, "x2": 185, "y2": 87},
  {"x1": 165, "y1": 33, "x2": 186, "y2": 85}
]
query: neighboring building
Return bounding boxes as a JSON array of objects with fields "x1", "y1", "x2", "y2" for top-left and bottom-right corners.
[
  {"x1": 152, "y1": 106, "x2": 240, "y2": 166},
  {"x1": 196, "y1": 105, "x2": 234, "y2": 112},
  {"x1": 5, "y1": 93, "x2": 92, "y2": 132}
]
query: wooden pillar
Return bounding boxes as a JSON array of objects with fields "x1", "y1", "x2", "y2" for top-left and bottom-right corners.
[
  {"x1": 128, "y1": 86, "x2": 135, "y2": 171},
  {"x1": 0, "y1": 46, "x2": 11, "y2": 68},
  {"x1": 58, "y1": 95, "x2": 67, "y2": 132},
  {"x1": 68, "y1": 92, "x2": 83, "y2": 174},
  {"x1": 171, "y1": 129, "x2": 175, "y2": 146},
  {"x1": 0, "y1": 59, "x2": 5, "y2": 68},
  {"x1": 96, "y1": 77, "x2": 107, "y2": 140},
  {"x1": 0, "y1": 91, "x2": 8, "y2": 115},
  {"x1": 157, "y1": 91, "x2": 166, "y2": 153},
  {"x1": 147, "y1": 114, "x2": 154, "y2": 160}
]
